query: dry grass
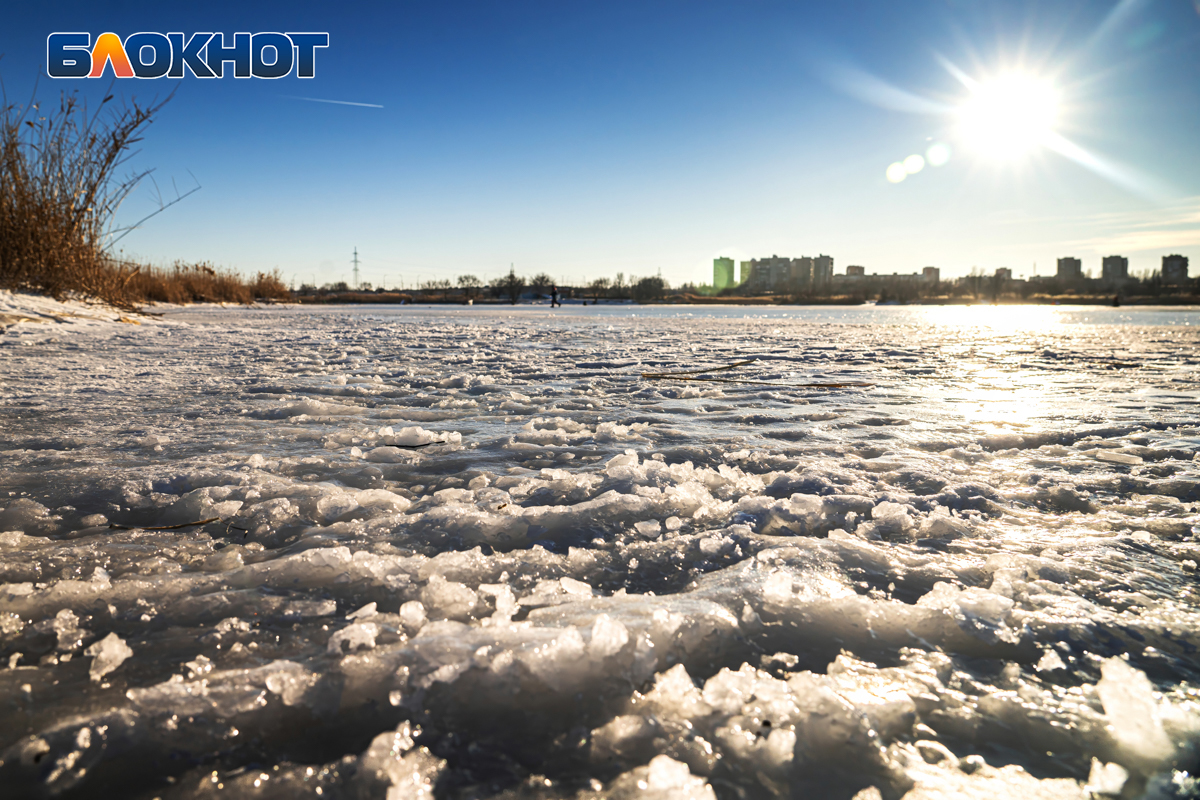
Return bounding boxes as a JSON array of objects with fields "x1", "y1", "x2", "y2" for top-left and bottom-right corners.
[
  {"x1": 0, "y1": 87, "x2": 286, "y2": 310},
  {"x1": 0, "y1": 89, "x2": 169, "y2": 309},
  {"x1": 126, "y1": 262, "x2": 290, "y2": 304}
]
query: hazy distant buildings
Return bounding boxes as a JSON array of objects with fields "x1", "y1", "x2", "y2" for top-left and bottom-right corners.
[
  {"x1": 814, "y1": 255, "x2": 833, "y2": 284},
  {"x1": 713, "y1": 257, "x2": 735, "y2": 290},
  {"x1": 1057, "y1": 257, "x2": 1083, "y2": 279},
  {"x1": 793, "y1": 256, "x2": 814, "y2": 285},
  {"x1": 1163, "y1": 254, "x2": 1189, "y2": 285},
  {"x1": 730, "y1": 259, "x2": 943, "y2": 290},
  {"x1": 691, "y1": 245, "x2": 1200, "y2": 303},
  {"x1": 745, "y1": 256, "x2": 784, "y2": 292},
  {"x1": 734, "y1": 253, "x2": 835, "y2": 293},
  {"x1": 1101, "y1": 255, "x2": 1129, "y2": 283},
  {"x1": 751, "y1": 255, "x2": 792, "y2": 291},
  {"x1": 831, "y1": 266, "x2": 936, "y2": 289},
  {"x1": 699, "y1": 250, "x2": 1192, "y2": 299}
]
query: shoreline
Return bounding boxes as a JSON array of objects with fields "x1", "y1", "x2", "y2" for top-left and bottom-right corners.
[
  {"x1": 3, "y1": 289, "x2": 1197, "y2": 327},
  {"x1": 291, "y1": 293, "x2": 1200, "y2": 308}
]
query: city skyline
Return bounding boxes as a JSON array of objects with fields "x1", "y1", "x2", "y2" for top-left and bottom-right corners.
[
  {"x1": 3, "y1": 0, "x2": 1198, "y2": 288},
  {"x1": 714, "y1": 249, "x2": 1187, "y2": 287}
]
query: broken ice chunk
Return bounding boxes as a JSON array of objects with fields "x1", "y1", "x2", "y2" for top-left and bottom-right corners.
[
  {"x1": 607, "y1": 754, "x2": 717, "y2": 800},
  {"x1": 214, "y1": 617, "x2": 252, "y2": 634},
  {"x1": 0, "y1": 498, "x2": 59, "y2": 535},
  {"x1": 606, "y1": 451, "x2": 639, "y2": 474},
  {"x1": 183, "y1": 654, "x2": 214, "y2": 679},
  {"x1": 634, "y1": 520, "x2": 662, "y2": 539},
  {"x1": 1084, "y1": 758, "x2": 1128, "y2": 796},
  {"x1": 346, "y1": 601, "x2": 378, "y2": 620},
  {"x1": 648, "y1": 754, "x2": 712, "y2": 795},
  {"x1": 478, "y1": 584, "x2": 517, "y2": 626},
  {"x1": 1090, "y1": 449, "x2": 1142, "y2": 465},
  {"x1": 316, "y1": 493, "x2": 359, "y2": 523},
  {"x1": 870, "y1": 501, "x2": 914, "y2": 536},
  {"x1": 523, "y1": 627, "x2": 587, "y2": 691},
  {"x1": 355, "y1": 489, "x2": 412, "y2": 514},
  {"x1": 641, "y1": 663, "x2": 713, "y2": 720},
  {"x1": 560, "y1": 577, "x2": 594, "y2": 597},
  {"x1": 916, "y1": 582, "x2": 1017, "y2": 644},
  {"x1": 399, "y1": 601, "x2": 428, "y2": 634},
  {"x1": 1035, "y1": 649, "x2": 1066, "y2": 673},
  {"x1": 327, "y1": 622, "x2": 379, "y2": 655},
  {"x1": 588, "y1": 614, "x2": 630, "y2": 658},
  {"x1": 420, "y1": 575, "x2": 478, "y2": 621},
  {"x1": 382, "y1": 426, "x2": 461, "y2": 447},
  {"x1": 1097, "y1": 657, "x2": 1174, "y2": 769},
  {"x1": 356, "y1": 720, "x2": 445, "y2": 797},
  {"x1": 50, "y1": 609, "x2": 88, "y2": 652},
  {"x1": 84, "y1": 632, "x2": 132, "y2": 681},
  {"x1": 263, "y1": 663, "x2": 321, "y2": 706}
]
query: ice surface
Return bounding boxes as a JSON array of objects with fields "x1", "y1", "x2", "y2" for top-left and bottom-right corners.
[{"x1": 2, "y1": 297, "x2": 1200, "y2": 798}]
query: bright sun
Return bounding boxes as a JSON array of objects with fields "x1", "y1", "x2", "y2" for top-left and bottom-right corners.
[{"x1": 957, "y1": 73, "x2": 1059, "y2": 159}]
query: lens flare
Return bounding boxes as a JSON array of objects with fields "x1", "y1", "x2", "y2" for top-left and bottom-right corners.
[
  {"x1": 926, "y1": 142, "x2": 951, "y2": 166},
  {"x1": 886, "y1": 162, "x2": 907, "y2": 183},
  {"x1": 904, "y1": 154, "x2": 925, "y2": 174},
  {"x1": 958, "y1": 74, "x2": 1059, "y2": 159}
]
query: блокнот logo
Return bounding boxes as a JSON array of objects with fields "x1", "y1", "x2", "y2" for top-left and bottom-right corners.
[{"x1": 47, "y1": 33, "x2": 329, "y2": 79}]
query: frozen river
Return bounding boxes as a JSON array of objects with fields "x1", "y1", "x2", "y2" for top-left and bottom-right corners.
[{"x1": 2, "y1": 301, "x2": 1200, "y2": 799}]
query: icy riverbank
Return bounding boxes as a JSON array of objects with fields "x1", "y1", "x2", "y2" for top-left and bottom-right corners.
[{"x1": 2, "y1": 300, "x2": 1199, "y2": 799}]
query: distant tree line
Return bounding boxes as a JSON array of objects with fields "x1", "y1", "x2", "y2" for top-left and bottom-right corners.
[
  {"x1": 294, "y1": 268, "x2": 671, "y2": 304},
  {"x1": 294, "y1": 266, "x2": 1195, "y2": 306},
  {"x1": 583, "y1": 272, "x2": 667, "y2": 303}
]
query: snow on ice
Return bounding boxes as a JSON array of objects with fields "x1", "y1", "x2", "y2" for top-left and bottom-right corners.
[{"x1": 2, "y1": 293, "x2": 1200, "y2": 798}]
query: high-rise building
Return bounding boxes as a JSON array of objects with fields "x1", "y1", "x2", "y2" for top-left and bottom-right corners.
[
  {"x1": 813, "y1": 255, "x2": 833, "y2": 283},
  {"x1": 713, "y1": 257, "x2": 735, "y2": 290},
  {"x1": 922, "y1": 267, "x2": 940, "y2": 282},
  {"x1": 745, "y1": 259, "x2": 763, "y2": 290},
  {"x1": 1101, "y1": 255, "x2": 1129, "y2": 283},
  {"x1": 845, "y1": 265, "x2": 865, "y2": 277},
  {"x1": 739, "y1": 253, "x2": 841, "y2": 291},
  {"x1": 996, "y1": 267, "x2": 1013, "y2": 281},
  {"x1": 792, "y1": 257, "x2": 814, "y2": 285},
  {"x1": 743, "y1": 258, "x2": 767, "y2": 292},
  {"x1": 771, "y1": 256, "x2": 792, "y2": 288},
  {"x1": 744, "y1": 255, "x2": 793, "y2": 291},
  {"x1": 1057, "y1": 257, "x2": 1083, "y2": 279},
  {"x1": 1163, "y1": 254, "x2": 1189, "y2": 285}
]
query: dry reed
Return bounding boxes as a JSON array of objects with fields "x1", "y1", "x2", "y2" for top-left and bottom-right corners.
[
  {"x1": 125, "y1": 261, "x2": 289, "y2": 304},
  {"x1": 1, "y1": 87, "x2": 287, "y2": 309},
  {"x1": 0, "y1": 88, "x2": 170, "y2": 309}
]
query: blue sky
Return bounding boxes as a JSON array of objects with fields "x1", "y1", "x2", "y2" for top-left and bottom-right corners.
[{"x1": 5, "y1": 1, "x2": 1199, "y2": 288}]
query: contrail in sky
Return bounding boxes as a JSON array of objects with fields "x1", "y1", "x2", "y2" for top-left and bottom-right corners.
[{"x1": 283, "y1": 95, "x2": 384, "y2": 108}]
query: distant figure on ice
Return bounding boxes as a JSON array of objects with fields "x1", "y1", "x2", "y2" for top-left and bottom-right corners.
[
  {"x1": 1112, "y1": 294, "x2": 1120, "y2": 307},
  {"x1": 550, "y1": 285, "x2": 561, "y2": 308}
]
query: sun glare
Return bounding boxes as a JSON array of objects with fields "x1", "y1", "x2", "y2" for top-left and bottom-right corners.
[{"x1": 957, "y1": 74, "x2": 1059, "y2": 159}]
